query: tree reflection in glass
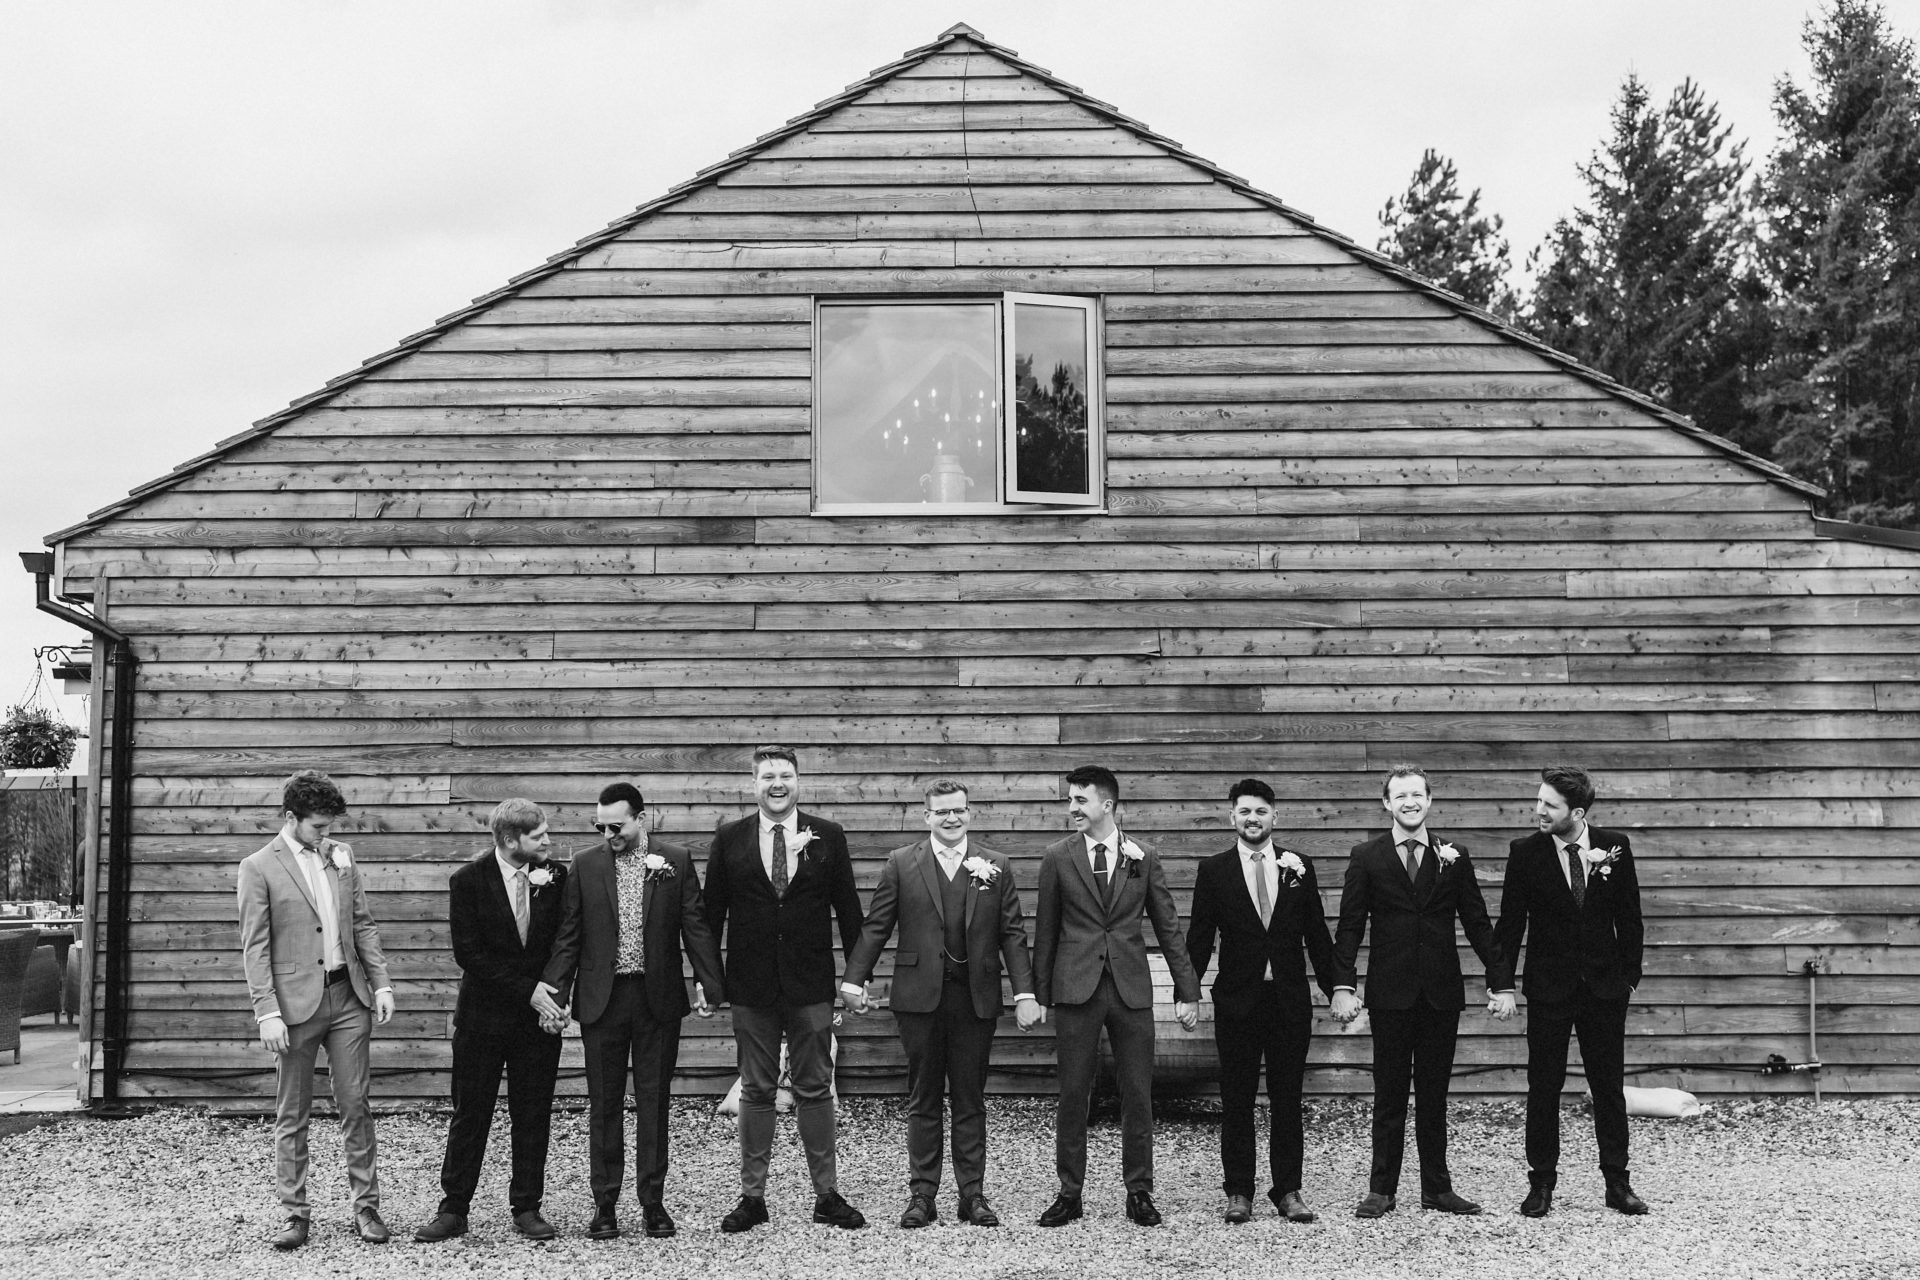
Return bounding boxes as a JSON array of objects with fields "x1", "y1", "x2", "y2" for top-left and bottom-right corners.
[{"x1": 1012, "y1": 303, "x2": 1091, "y2": 496}]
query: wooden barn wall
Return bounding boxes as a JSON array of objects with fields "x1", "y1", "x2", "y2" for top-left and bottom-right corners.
[{"x1": 55, "y1": 45, "x2": 1920, "y2": 1106}]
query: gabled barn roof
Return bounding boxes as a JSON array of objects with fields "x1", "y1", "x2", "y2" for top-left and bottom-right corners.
[{"x1": 48, "y1": 21, "x2": 1820, "y2": 545}]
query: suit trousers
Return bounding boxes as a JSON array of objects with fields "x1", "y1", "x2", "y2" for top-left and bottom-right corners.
[
  {"x1": 582, "y1": 974, "x2": 683, "y2": 1207},
  {"x1": 438, "y1": 1019, "x2": 562, "y2": 1216},
  {"x1": 1525, "y1": 982, "x2": 1631, "y2": 1183},
  {"x1": 1215, "y1": 983, "x2": 1313, "y2": 1199},
  {"x1": 275, "y1": 978, "x2": 378, "y2": 1217},
  {"x1": 1367, "y1": 997, "x2": 1460, "y2": 1197},
  {"x1": 733, "y1": 999, "x2": 838, "y2": 1197},
  {"x1": 1054, "y1": 970, "x2": 1157, "y2": 1196},
  {"x1": 893, "y1": 975, "x2": 996, "y2": 1199}
]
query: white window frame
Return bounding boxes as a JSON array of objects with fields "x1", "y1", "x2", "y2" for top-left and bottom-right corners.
[{"x1": 811, "y1": 293, "x2": 1104, "y2": 516}]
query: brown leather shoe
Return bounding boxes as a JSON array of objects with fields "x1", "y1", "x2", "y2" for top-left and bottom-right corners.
[
  {"x1": 1275, "y1": 1191, "x2": 1317, "y2": 1223},
  {"x1": 355, "y1": 1208, "x2": 392, "y2": 1243},
  {"x1": 1224, "y1": 1194, "x2": 1253, "y2": 1224},
  {"x1": 898, "y1": 1193, "x2": 936, "y2": 1229},
  {"x1": 513, "y1": 1209, "x2": 557, "y2": 1240},
  {"x1": 270, "y1": 1216, "x2": 309, "y2": 1250},
  {"x1": 1421, "y1": 1189, "x2": 1483, "y2": 1215},
  {"x1": 412, "y1": 1212, "x2": 468, "y2": 1242},
  {"x1": 957, "y1": 1194, "x2": 1000, "y2": 1227},
  {"x1": 1354, "y1": 1192, "x2": 1396, "y2": 1218}
]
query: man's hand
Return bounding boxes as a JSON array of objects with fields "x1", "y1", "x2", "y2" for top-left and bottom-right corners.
[
  {"x1": 1174, "y1": 1001, "x2": 1198, "y2": 1032},
  {"x1": 1488, "y1": 992, "x2": 1518, "y2": 1021},
  {"x1": 838, "y1": 983, "x2": 869, "y2": 1015},
  {"x1": 692, "y1": 982, "x2": 713, "y2": 1019},
  {"x1": 538, "y1": 1010, "x2": 568, "y2": 1036},
  {"x1": 1015, "y1": 996, "x2": 1044, "y2": 1032},
  {"x1": 259, "y1": 1015, "x2": 290, "y2": 1055},
  {"x1": 1329, "y1": 990, "x2": 1362, "y2": 1024},
  {"x1": 531, "y1": 981, "x2": 564, "y2": 1021},
  {"x1": 373, "y1": 989, "x2": 395, "y2": 1025}
]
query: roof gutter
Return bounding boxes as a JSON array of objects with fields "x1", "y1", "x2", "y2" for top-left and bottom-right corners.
[{"x1": 19, "y1": 552, "x2": 137, "y2": 1112}]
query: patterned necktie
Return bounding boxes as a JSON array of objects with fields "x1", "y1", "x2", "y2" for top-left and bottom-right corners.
[
  {"x1": 1252, "y1": 850, "x2": 1272, "y2": 927},
  {"x1": 513, "y1": 867, "x2": 530, "y2": 945},
  {"x1": 1566, "y1": 843, "x2": 1586, "y2": 908},
  {"x1": 1401, "y1": 839, "x2": 1421, "y2": 882},
  {"x1": 771, "y1": 824, "x2": 789, "y2": 898}
]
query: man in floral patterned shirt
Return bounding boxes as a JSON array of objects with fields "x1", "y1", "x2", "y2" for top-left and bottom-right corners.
[{"x1": 537, "y1": 782, "x2": 724, "y2": 1241}]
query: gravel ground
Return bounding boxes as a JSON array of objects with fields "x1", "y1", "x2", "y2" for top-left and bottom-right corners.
[{"x1": 0, "y1": 1095, "x2": 1914, "y2": 1280}]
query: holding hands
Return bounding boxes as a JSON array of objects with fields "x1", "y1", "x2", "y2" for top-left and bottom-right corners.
[
  {"x1": 531, "y1": 980, "x2": 570, "y2": 1034},
  {"x1": 1487, "y1": 991, "x2": 1518, "y2": 1021},
  {"x1": 1173, "y1": 1000, "x2": 1199, "y2": 1032},
  {"x1": 1329, "y1": 990, "x2": 1362, "y2": 1024},
  {"x1": 1015, "y1": 996, "x2": 1045, "y2": 1032},
  {"x1": 838, "y1": 982, "x2": 873, "y2": 1015}
]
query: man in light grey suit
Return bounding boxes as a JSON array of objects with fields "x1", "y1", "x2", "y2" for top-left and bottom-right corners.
[
  {"x1": 236, "y1": 770, "x2": 395, "y2": 1250},
  {"x1": 1033, "y1": 764, "x2": 1200, "y2": 1229}
]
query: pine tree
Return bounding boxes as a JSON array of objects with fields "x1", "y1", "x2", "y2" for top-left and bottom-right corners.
[
  {"x1": 1377, "y1": 149, "x2": 1518, "y2": 316},
  {"x1": 1753, "y1": 0, "x2": 1920, "y2": 527},
  {"x1": 1525, "y1": 75, "x2": 1760, "y2": 450}
]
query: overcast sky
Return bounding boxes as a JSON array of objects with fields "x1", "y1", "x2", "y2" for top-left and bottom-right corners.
[{"x1": 0, "y1": 0, "x2": 1900, "y2": 764}]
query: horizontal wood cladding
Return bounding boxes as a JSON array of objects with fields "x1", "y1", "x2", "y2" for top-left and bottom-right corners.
[{"x1": 52, "y1": 32, "x2": 1920, "y2": 1103}]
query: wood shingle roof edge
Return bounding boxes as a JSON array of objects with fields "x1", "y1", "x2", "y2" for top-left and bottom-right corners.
[{"x1": 46, "y1": 21, "x2": 1825, "y2": 548}]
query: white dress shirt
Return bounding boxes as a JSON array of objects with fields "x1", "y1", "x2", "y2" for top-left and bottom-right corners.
[
  {"x1": 1238, "y1": 840, "x2": 1277, "y2": 979},
  {"x1": 1082, "y1": 831, "x2": 1121, "y2": 882},
  {"x1": 293, "y1": 839, "x2": 343, "y2": 971},
  {"x1": 758, "y1": 812, "x2": 802, "y2": 883},
  {"x1": 1558, "y1": 825, "x2": 1588, "y2": 890},
  {"x1": 932, "y1": 837, "x2": 968, "y2": 878}
]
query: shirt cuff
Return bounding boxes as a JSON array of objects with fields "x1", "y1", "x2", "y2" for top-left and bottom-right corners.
[
  {"x1": 1491, "y1": 989, "x2": 1515, "y2": 995},
  {"x1": 257, "y1": 1010, "x2": 282, "y2": 1024},
  {"x1": 838, "y1": 983, "x2": 864, "y2": 999},
  {"x1": 374, "y1": 987, "x2": 392, "y2": 996},
  {"x1": 1012, "y1": 992, "x2": 1035, "y2": 1003},
  {"x1": 1333, "y1": 985, "x2": 1355, "y2": 993}
]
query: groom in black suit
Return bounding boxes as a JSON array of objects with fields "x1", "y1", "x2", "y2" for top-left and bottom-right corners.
[
  {"x1": 415, "y1": 798, "x2": 567, "y2": 1243},
  {"x1": 1490, "y1": 764, "x2": 1647, "y2": 1217},
  {"x1": 1331, "y1": 764, "x2": 1509, "y2": 1218},
  {"x1": 1186, "y1": 778, "x2": 1337, "y2": 1225}
]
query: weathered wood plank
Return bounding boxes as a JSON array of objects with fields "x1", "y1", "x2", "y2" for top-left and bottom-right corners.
[
  {"x1": 1569, "y1": 568, "x2": 1920, "y2": 598},
  {"x1": 1109, "y1": 344, "x2": 1557, "y2": 375},
  {"x1": 1110, "y1": 372, "x2": 1617, "y2": 403},
  {"x1": 271, "y1": 405, "x2": 810, "y2": 436},
  {"x1": 754, "y1": 127, "x2": 1173, "y2": 160},
  {"x1": 665, "y1": 180, "x2": 1264, "y2": 213},
  {"x1": 324, "y1": 377, "x2": 812, "y2": 408},
  {"x1": 717, "y1": 156, "x2": 1204, "y2": 185},
  {"x1": 426, "y1": 322, "x2": 813, "y2": 351},
  {"x1": 62, "y1": 516, "x2": 756, "y2": 549},
  {"x1": 517, "y1": 265, "x2": 1155, "y2": 296},
  {"x1": 1107, "y1": 318, "x2": 1505, "y2": 346},
  {"x1": 1112, "y1": 427, "x2": 1714, "y2": 460},
  {"x1": 112, "y1": 602, "x2": 757, "y2": 634}
]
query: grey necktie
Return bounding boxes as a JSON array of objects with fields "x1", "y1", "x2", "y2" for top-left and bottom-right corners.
[
  {"x1": 1401, "y1": 839, "x2": 1421, "y2": 882},
  {"x1": 771, "y1": 825, "x2": 789, "y2": 898},
  {"x1": 513, "y1": 867, "x2": 530, "y2": 944},
  {"x1": 1252, "y1": 850, "x2": 1272, "y2": 927}
]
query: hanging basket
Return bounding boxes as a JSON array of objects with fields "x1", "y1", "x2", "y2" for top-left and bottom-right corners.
[{"x1": 0, "y1": 704, "x2": 80, "y2": 771}]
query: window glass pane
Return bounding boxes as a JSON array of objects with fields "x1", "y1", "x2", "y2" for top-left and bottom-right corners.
[
  {"x1": 1011, "y1": 302, "x2": 1091, "y2": 498},
  {"x1": 816, "y1": 303, "x2": 1000, "y2": 506}
]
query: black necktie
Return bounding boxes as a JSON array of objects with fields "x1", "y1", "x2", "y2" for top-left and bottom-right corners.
[
  {"x1": 1566, "y1": 843, "x2": 1586, "y2": 907},
  {"x1": 771, "y1": 825, "x2": 789, "y2": 898},
  {"x1": 1092, "y1": 842, "x2": 1111, "y2": 902}
]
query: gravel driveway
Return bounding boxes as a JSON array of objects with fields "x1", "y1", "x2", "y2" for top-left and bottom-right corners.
[{"x1": 1, "y1": 1096, "x2": 1912, "y2": 1279}]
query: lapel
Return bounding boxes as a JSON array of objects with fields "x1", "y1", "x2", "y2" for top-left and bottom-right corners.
[
  {"x1": 1064, "y1": 835, "x2": 1103, "y2": 912},
  {"x1": 1415, "y1": 834, "x2": 1440, "y2": 904},
  {"x1": 481, "y1": 855, "x2": 523, "y2": 951},
  {"x1": 912, "y1": 841, "x2": 947, "y2": 925},
  {"x1": 962, "y1": 854, "x2": 980, "y2": 932},
  {"x1": 641, "y1": 849, "x2": 666, "y2": 934},
  {"x1": 271, "y1": 834, "x2": 318, "y2": 917},
  {"x1": 1554, "y1": 834, "x2": 1586, "y2": 910},
  {"x1": 595, "y1": 843, "x2": 618, "y2": 929},
  {"x1": 1225, "y1": 848, "x2": 1266, "y2": 931}
]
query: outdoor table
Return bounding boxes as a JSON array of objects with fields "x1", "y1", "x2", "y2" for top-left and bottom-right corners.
[{"x1": 32, "y1": 927, "x2": 76, "y2": 1024}]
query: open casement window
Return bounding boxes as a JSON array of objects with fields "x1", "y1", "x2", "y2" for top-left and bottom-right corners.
[{"x1": 813, "y1": 294, "x2": 1102, "y2": 514}]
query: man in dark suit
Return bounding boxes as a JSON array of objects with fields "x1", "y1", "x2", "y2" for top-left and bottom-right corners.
[
  {"x1": 1033, "y1": 764, "x2": 1200, "y2": 1229},
  {"x1": 1331, "y1": 764, "x2": 1509, "y2": 1218},
  {"x1": 1490, "y1": 764, "x2": 1648, "y2": 1217},
  {"x1": 1186, "y1": 778, "x2": 1338, "y2": 1225},
  {"x1": 704, "y1": 745, "x2": 868, "y2": 1232},
  {"x1": 840, "y1": 778, "x2": 1043, "y2": 1229},
  {"x1": 534, "y1": 782, "x2": 725, "y2": 1241},
  {"x1": 415, "y1": 798, "x2": 569, "y2": 1243},
  {"x1": 235, "y1": 770, "x2": 395, "y2": 1250}
]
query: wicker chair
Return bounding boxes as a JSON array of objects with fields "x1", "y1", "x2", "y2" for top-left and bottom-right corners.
[{"x1": 0, "y1": 928, "x2": 40, "y2": 1063}]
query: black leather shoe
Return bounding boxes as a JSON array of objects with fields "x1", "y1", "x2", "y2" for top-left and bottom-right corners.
[
  {"x1": 899, "y1": 1193, "x2": 937, "y2": 1229},
  {"x1": 957, "y1": 1194, "x2": 1000, "y2": 1227},
  {"x1": 813, "y1": 1190, "x2": 866, "y2": 1229},
  {"x1": 1521, "y1": 1183, "x2": 1554, "y2": 1218},
  {"x1": 355, "y1": 1208, "x2": 392, "y2": 1243},
  {"x1": 1605, "y1": 1183, "x2": 1649, "y2": 1215},
  {"x1": 1037, "y1": 1194, "x2": 1082, "y2": 1227},
  {"x1": 412, "y1": 1212, "x2": 468, "y2": 1242},
  {"x1": 1354, "y1": 1192, "x2": 1396, "y2": 1218},
  {"x1": 1125, "y1": 1190, "x2": 1162, "y2": 1227},
  {"x1": 270, "y1": 1216, "x2": 309, "y2": 1250},
  {"x1": 720, "y1": 1196, "x2": 767, "y2": 1234},
  {"x1": 588, "y1": 1206, "x2": 620, "y2": 1239},
  {"x1": 513, "y1": 1209, "x2": 556, "y2": 1240},
  {"x1": 1275, "y1": 1191, "x2": 1317, "y2": 1223},
  {"x1": 643, "y1": 1203, "x2": 677, "y2": 1238},
  {"x1": 1224, "y1": 1194, "x2": 1252, "y2": 1224},
  {"x1": 1421, "y1": 1189, "x2": 1483, "y2": 1215}
]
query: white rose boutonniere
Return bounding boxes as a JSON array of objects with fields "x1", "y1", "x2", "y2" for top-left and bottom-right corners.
[
  {"x1": 1118, "y1": 836, "x2": 1146, "y2": 878},
  {"x1": 787, "y1": 828, "x2": 820, "y2": 860},
  {"x1": 527, "y1": 865, "x2": 554, "y2": 889},
  {"x1": 641, "y1": 852, "x2": 676, "y2": 881},
  {"x1": 1582, "y1": 846, "x2": 1624, "y2": 879},
  {"x1": 1276, "y1": 849, "x2": 1306, "y2": 888},
  {"x1": 961, "y1": 855, "x2": 999, "y2": 890},
  {"x1": 329, "y1": 846, "x2": 351, "y2": 872},
  {"x1": 1435, "y1": 842, "x2": 1462, "y2": 869}
]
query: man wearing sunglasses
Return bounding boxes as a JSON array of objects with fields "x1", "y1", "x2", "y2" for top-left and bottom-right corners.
[
  {"x1": 840, "y1": 778, "x2": 1042, "y2": 1229},
  {"x1": 536, "y1": 782, "x2": 724, "y2": 1241}
]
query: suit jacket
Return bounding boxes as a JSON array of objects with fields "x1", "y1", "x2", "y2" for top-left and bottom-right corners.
[
  {"x1": 1332, "y1": 830, "x2": 1510, "y2": 1011},
  {"x1": 449, "y1": 852, "x2": 567, "y2": 1035},
  {"x1": 236, "y1": 832, "x2": 390, "y2": 1026},
  {"x1": 542, "y1": 839, "x2": 726, "y2": 1026},
  {"x1": 1493, "y1": 828, "x2": 1644, "y2": 1003},
  {"x1": 703, "y1": 812, "x2": 864, "y2": 1008},
  {"x1": 1186, "y1": 844, "x2": 1337, "y2": 1020},
  {"x1": 843, "y1": 838, "x2": 1035, "y2": 1020},
  {"x1": 1033, "y1": 832, "x2": 1199, "y2": 1010}
]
